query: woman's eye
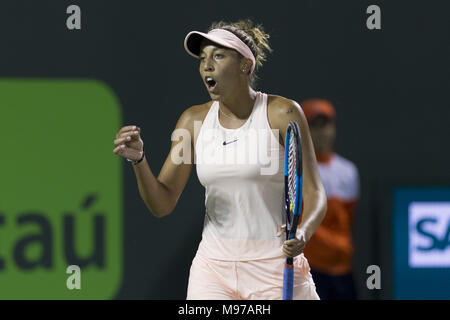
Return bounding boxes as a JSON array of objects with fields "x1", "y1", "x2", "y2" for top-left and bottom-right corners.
[{"x1": 215, "y1": 54, "x2": 223, "y2": 59}]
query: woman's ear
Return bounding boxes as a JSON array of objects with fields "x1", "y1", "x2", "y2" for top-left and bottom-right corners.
[{"x1": 241, "y1": 61, "x2": 252, "y2": 73}]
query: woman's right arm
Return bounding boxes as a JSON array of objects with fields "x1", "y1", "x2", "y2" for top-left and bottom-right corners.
[{"x1": 113, "y1": 106, "x2": 198, "y2": 218}]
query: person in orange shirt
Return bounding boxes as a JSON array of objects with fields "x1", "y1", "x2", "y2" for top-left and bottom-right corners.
[{"x1": 301, "y1": 98, "x2": 360, "y2": 299}]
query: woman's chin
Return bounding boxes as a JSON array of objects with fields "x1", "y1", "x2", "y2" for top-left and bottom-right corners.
[{"x1": 208, "y1": 90, "x2": 220, "y2": 100}]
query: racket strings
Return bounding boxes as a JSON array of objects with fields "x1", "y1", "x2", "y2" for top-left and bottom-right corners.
[{"x1": 287, "y1": 133, "x2": 297, "y2": 220}]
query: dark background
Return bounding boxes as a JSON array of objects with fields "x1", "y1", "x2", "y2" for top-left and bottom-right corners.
[{"x1": 1, "y1": 0, "x2": 448, "y2": 299}]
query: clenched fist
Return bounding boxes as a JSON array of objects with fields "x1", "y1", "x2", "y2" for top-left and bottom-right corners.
[
  {"x1": 113, "y1": 125, "x2": 144, "y2": 162},
  {"x1": 282, "y1": 229, "x2": 307, "y2": 258}
]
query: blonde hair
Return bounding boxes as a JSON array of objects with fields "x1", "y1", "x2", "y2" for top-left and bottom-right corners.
[{"x1": 208, "y1": 19, "x2": 273, "y2": 88}]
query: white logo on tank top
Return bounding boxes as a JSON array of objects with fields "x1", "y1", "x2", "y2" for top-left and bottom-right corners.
[{"x1": 170, "y1": 124, "x2": 281, "y2": 175}]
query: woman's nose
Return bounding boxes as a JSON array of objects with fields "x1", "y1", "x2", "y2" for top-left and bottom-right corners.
[{"x1": 203, "y1": 58, "x2": 214, "y2": 71}]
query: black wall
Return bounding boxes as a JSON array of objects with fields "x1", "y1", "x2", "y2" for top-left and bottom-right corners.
[{"x1": 1, "y1": 0, "x2": 448, "y2": 299}]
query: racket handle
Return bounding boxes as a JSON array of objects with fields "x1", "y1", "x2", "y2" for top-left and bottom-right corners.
[{"x1": 282, "y1": 264, "x2": 294, "y2": 300}]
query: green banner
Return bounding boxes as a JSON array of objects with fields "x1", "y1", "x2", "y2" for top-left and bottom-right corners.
[{"x1": 0, "y1": 79, "x2": 123, "y2": 299}]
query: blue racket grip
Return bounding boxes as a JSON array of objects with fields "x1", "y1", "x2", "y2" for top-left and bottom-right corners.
[{"x1": 282, "y1": 264, "x2": 294, "y2": 300}]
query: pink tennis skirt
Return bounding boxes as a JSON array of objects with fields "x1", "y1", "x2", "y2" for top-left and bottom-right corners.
[{"x1": 186, "y1": 251, "x2": 320, "y2": 300}]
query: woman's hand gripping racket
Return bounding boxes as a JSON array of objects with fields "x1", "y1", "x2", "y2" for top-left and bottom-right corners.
[{"x1": 282, "y1": 121, "x2": 303, "y2": 300}]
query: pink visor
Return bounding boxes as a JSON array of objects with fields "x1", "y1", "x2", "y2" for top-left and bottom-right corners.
[{"x1": 184, "y1": 28, "x2": 256, "y2": 73}]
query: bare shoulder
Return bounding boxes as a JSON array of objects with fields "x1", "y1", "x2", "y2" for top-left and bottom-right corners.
[
  {"x1": 186, "y1": 101, "x2": 213, "y2": 119},
  {"x1": 267, "y1": 94, "x2": 302, "y2": 115},
  {"x1": 267, "y1": 94, "x2": 305, "y2": 133},
  {"x1": 174, "y1": 101, "x2": 213, "y2": 148},
  {"x1": 177, "y1": 101, "x2": 213, "y2": 130}
]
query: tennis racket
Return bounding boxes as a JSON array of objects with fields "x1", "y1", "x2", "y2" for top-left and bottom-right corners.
[{"x1": 282, "y1": 121, "x2": 303, "y2": 300}]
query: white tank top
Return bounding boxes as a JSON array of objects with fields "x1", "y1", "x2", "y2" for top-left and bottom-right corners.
[{"x1": 195, "y1": 91, "x2": 286, "y2": 261}]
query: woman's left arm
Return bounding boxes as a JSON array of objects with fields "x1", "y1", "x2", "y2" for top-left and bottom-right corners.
[{"x1": 269, "y1": 96, "x2": 328, "y2": 256}]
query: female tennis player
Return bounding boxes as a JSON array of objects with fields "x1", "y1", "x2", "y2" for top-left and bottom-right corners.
[{"x1": 113, "y1": 19, "x2": 327, "y2": 300}]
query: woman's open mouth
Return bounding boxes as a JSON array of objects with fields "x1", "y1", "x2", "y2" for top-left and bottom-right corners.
[{"x1": 205, "y1": 76, "x2": 217, "y2": 92}]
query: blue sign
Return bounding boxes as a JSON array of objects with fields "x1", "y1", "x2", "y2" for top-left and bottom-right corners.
[{"x1": 393, "y1": 188, "x2": 450, "y2": 299}]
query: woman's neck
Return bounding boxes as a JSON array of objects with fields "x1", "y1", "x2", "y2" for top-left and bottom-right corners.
[{"x1": 219, "y1": 87, "x2": 257, "y2": 120}]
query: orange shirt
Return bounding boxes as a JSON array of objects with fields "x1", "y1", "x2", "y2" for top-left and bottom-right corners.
[{"x1": 303, "y1": 153, "x2": 359, "y2": 275}]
